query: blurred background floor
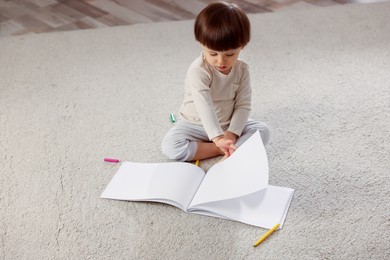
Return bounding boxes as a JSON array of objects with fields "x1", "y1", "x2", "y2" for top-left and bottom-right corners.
[{"x1": 0, "y1": 0, "x2": 388, "y2": 37}]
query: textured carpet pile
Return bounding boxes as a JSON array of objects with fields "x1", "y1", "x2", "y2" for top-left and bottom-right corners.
[{"x1": 1, "y1": 2, "x2": 389, "y2": 259}]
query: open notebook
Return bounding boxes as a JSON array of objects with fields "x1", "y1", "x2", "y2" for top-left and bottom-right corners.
[{"x1": 101, "y1": 131, "x2": 294, "y2": 229}]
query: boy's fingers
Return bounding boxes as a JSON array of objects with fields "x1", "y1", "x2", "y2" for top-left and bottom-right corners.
[{"x1": 229, "y1": 143, "x2": 237, "y2": 150}]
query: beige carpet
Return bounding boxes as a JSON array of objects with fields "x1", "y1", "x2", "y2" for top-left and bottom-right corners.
[{"x1": 1, "y1": 2, "x2": 389, "y2": 259}]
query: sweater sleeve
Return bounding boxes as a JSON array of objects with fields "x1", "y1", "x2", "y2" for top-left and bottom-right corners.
[
  {"x1": 227, "y1": 67, "x2": 251, "y2": 136},
  {"x1": 187, "y1": 68, "x2": 224, "y2": 140}
]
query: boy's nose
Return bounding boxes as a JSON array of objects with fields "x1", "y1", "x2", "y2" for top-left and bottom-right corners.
[{"x1": 217, "y1": 55, "x2": 225, "y2": 65}]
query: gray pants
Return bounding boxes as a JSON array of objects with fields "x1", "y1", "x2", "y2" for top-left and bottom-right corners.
[{"x1": 161, "y1": 119, "x2": 270, "y2": 161}]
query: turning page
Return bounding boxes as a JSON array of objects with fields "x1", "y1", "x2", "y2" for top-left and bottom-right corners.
[
  {"x1": 186, "y1": 131, "x2": 295, "y2": 229},
  {"x1": 189, "y1": 131, "x2": 269, "y2": 206}
]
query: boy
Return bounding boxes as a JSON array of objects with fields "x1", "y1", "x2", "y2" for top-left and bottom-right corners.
[{"x1": 162, "y1": 2, "x2": 270, "y2": 161}]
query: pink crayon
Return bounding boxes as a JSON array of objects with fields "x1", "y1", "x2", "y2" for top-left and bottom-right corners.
[{"x1": 104, "y1": 158, "x2": 120, "y2": 163}]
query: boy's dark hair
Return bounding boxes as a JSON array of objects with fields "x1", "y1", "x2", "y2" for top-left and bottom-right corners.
[{"x1": 194, "y1": 2, "x2": 250, "y2": 51}]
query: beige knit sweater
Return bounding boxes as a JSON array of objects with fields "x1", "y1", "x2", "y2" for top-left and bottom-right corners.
[{"x1": 179, "y1": 53, "x2": 251, "y2": 140}]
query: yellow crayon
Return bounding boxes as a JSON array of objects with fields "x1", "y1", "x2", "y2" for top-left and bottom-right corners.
[
  {"x1": 195, "y1": 160, "x2": 199, "y2": 166},
  {"x1": 253, "y1": 223, "x2": 280, "y2": 247}
]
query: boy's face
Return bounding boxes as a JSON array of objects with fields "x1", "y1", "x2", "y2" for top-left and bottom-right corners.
[{"x1": 202, "y1": 45, "x2": 242, "y2": 75}]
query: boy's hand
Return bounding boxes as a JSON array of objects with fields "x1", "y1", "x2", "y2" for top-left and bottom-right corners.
[
  {"x1": 212, "y1": 134, "x2": 238, "y2": 157},
  {"x1": 224, "y1": 131, "x2": 238, "y2": 143},
  {"x1": 224, "y1": 131, "x2": 238, "y2": 156}
]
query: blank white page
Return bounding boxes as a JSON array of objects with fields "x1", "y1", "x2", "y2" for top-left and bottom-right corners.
[
  {"x1": 188, "y1": 185, "x2": 294, "y2": 229},
  {"x1": 101, "y1": 162, "x2": 205, "y2": 210}
]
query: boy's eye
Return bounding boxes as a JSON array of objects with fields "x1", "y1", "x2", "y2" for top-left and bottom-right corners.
[
  {"x1": 226, "y1": 53, "x2": 235, "y2": 57},
  {"x1": 210, "y1": 52, "x2": 217, "y2": 56}
]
